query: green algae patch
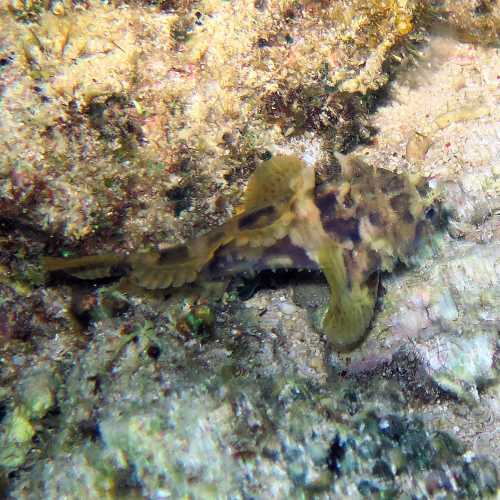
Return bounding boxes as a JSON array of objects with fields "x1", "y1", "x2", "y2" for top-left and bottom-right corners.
[
  {"x1": 177, "y1": 304, "x2": 216, "y2": 340},
  {"x1": 0, "y1": 408, "x2": 35, "y2": 468},
  {"x1": 0, "y1": 369, "x2": 58, "y2": 469},
  {"x1": 18, "y1": 370, "x2": 57, "y2": 419}
]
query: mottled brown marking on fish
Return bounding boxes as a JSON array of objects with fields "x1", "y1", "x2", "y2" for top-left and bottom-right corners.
[
  {"x1": 379, "y1": 169, "x2": 406, "y2": 194},
  {"x1": 323, "y1": 217, "x2": 360, "y2": 243},
  {"x1": 158, "y1": 244, "x2": 189, "y2": 263},
  {"x1": 369, "y1": 212, "x2": 382, "y2": 226},
  {"x1": 237, "y1": 205, "x2": 276, "y2": 230},
  {"x1": 390, "y1": 193, "x2": 411, "y2": 213}
]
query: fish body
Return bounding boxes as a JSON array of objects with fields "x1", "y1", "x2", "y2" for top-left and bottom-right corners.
[{"x1": 43, "y1": 154, "x2": 437, "y2": 351}]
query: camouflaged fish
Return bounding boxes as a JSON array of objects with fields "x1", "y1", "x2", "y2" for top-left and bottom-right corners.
[{"x1": 43, "y1": 153, "x2": 439, "y2": 351}]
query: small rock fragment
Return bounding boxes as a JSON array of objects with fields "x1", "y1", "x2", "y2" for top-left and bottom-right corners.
[
  {"x1": 279, "y1": 301, "x2": 297, "y2": 315},
  {"x1": 406, "y1": 131, "x2": 433, "y2": 162}
]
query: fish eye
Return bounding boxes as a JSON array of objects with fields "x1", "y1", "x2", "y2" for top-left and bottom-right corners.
[{"x1": 425, "y1": 207, "x2": 436, "y2": 220}]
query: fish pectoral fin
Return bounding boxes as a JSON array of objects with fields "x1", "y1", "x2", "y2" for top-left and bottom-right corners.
[
  {"x1": 322, "y1": 278, "x2": 378, "y2": 352},
  {"x1": 317, "y1": 245, "x2": 379, "y2": 352}
]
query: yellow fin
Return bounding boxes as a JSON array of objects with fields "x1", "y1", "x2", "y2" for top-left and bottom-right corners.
[
  {"x1": 42, "y1": 254, "x2": 125, "y2": 279},
  {"x1": 129, "y1": 226, "x2": 237, "y2": 289},
  {"x1": 243, "y1": 155, "x2": 312, "y2": 210},
  {"x1": 233, "y1": 155, "x2": 315, "y2": 250},
  {"x1": 317, "y1": 244, "x2": 378, "y2": 352}
]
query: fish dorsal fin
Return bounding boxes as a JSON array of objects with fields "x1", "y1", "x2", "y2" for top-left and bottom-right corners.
[
  {"x1": 233, "y1": 155, "x2": 315, "y2": 249},
  {"x1": 243, "y1": 155, "x2": 314, "y2": 210}
]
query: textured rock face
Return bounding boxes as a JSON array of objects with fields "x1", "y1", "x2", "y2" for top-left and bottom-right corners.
[
  {"x1": 4, "y1": 0, "x2": 492, "y2": 249},
  {"x1": 1, "y1": 1, "x2": 499, "y2": 498},
  {"x1": 0, "y1": 0, "x2": 422, "y2": 247}
]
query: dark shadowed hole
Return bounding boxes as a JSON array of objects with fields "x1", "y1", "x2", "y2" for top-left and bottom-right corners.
[
  {"x1": 78, "y1": 418, "x2": 102, "y2": 442},
  {"x1": 425, "y1": 207, "x2": 436, "y2": 220},
  {"x1": 233, "y1": 269, "x2": 323, "y2": 301},
  {"x1": 166, "y1": 185, "x2": 193, "y2": 216},
  {"x1": 326, "y1": 434, "x2": 346, "y2": 476},
  {"x1": 0, "y1": 402, "x2": 7, "y2": 423},
  {"x1": 147, "y1": 344, "x2": 161, "y2": 359}
]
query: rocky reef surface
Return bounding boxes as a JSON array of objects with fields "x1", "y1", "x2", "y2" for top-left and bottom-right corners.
[{"x1": 0, "y1": 1, "x2": 499, "y2": 498}]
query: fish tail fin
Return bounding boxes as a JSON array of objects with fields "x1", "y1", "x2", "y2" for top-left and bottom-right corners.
[{"x1": 42, "y1": 253, "x2": 127, "y2": 280}]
